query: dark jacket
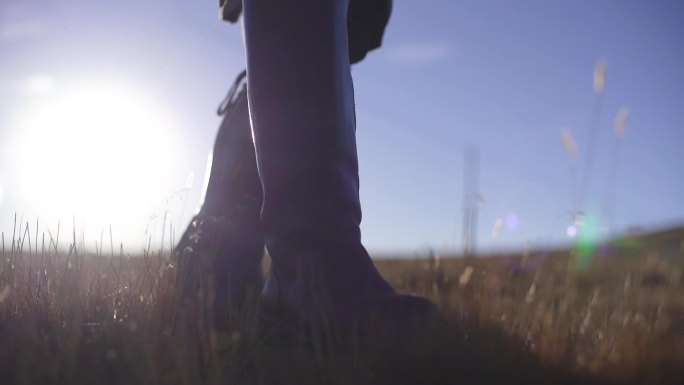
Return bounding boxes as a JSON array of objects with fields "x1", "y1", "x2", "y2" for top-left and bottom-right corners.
[{"x1": 219, "y1": 0, "x2": 392, "y2": 64}]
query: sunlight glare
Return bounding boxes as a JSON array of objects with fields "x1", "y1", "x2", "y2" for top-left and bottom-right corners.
[
  {"x1": 11, "y1": 81, "x2": 180, "y2": 244},
  {"x1": 20, "y1": 74, "x2": 56, "y2": 96}
]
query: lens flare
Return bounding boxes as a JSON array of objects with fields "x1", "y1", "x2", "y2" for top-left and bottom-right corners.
[
  {"x1": 574, "y1": 213, "x2": 600, "y2": 270},
  {"x1": 506, "y1": 213, "x2": 519, "y2": 233}
]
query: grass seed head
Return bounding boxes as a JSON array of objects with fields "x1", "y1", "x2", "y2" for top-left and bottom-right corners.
[
  {"x1": 594, "y1": 59, "x2": 607, "y2": 94},
  {"x1": 561, "y1": 129, "x2": 577, "y2": 161},
  {"x1": 614, "y1": 107, "x2": 629, "y2": 140},
  {"x1": 0, "y1": 285, "x2": 9, "y2": 303},
  {"x1": 492, "y1": 218, "x2": 503, "y2": 239},
  {"x1": 459, "y1": 266, "x2": 474, "y2": 287}
]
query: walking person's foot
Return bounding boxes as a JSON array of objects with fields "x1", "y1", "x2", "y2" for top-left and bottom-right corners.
[
  {"x1": 241, "y1": 0, "x2": 441, "y2": 353},
  {"x1": 174, "y1": 72, "x2": 265, "y2": 329}
]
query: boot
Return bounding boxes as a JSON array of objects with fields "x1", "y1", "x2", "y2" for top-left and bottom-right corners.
[
  {"x1": 175, "y1": 71, "x2": 264, "y2": 327},
  {"x1": 242, "y1": 0, "x2": 437, "y2": 344}
]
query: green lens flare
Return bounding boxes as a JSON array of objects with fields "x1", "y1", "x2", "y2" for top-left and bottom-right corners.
[{"x1": 575, "y1": 214, "x2": 599, "y2": 271}]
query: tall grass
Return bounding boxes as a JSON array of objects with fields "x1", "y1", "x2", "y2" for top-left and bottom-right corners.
[{"x1": 1, "y1": 218, "x2": 683, "y2": 384}]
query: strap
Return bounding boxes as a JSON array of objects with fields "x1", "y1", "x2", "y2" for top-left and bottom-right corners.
[{"x1": 217, "y1": 70, "x2": 247, "y2": 116}]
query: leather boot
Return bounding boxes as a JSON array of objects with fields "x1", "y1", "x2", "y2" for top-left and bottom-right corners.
[
  {"x1": 175, "y1": 71, "x2": 264, "y2": 327},
  {"x1": 242, "y1": 0, "x2": 437, "y2": 343}
]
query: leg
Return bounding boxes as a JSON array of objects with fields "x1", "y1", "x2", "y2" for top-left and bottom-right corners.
[
  {"x1": 175, "y1": 73, "x2": 264, "y2": 328},
  {"x1": 242, "y1": 0, "x2": 434, "y2": 333}
]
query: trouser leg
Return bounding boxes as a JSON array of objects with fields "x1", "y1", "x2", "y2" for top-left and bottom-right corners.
[{"x1": 242, "y1": 0, "x2": 395, "y2": 328}]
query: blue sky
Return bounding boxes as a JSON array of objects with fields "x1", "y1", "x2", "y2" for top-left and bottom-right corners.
[{"x1": 0, "y1": 0, "x2": 682, "y2": 255}]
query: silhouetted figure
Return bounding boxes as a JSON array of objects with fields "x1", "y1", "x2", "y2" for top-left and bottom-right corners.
[{"x1": 176, "y1": 0, "x2": 436, "y2": 343}]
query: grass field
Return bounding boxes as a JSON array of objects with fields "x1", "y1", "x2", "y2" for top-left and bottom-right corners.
[{"x1": 0, "y1": 225, "x2": 682, "y2": 385}]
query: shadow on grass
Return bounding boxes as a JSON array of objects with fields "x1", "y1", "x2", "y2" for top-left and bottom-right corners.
[{"x1": 0, "y1": 308, "x2": 642, "y2": 385}]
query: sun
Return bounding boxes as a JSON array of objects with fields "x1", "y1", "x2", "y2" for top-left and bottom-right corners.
[{"x1": 10, "y1": 80, "x2": 183, "y2": 247}]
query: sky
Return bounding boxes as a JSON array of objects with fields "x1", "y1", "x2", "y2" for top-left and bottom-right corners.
[{"x1": 0, "y1": 0, "x2": 682, "y2": 256}]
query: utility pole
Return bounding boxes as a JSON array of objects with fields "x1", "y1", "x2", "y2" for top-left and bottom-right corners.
[{"x1": 462, "y1": 146, "x2": 479, "y2": 257}]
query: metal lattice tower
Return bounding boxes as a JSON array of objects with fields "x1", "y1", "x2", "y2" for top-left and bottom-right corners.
[{"x1": 462, "y1": 146, "x2": 479, "y2": 257}]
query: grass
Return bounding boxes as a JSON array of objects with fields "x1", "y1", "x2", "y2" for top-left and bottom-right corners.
[{"x1": 0, "y1": 224, "x2": 683, "y2": 385}]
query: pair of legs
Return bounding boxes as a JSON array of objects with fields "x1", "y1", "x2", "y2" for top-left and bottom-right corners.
[{"x1": 178, "y1": 0, "x2": 433, "y2": 334}]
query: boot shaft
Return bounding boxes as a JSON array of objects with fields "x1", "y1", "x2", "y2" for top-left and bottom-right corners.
[
  {"x1": 242, "y1": 0, "x2": 361, "y2": 244},
  {"x1": 242, "y1": 0, "x2": 395, "y2": 326}
]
